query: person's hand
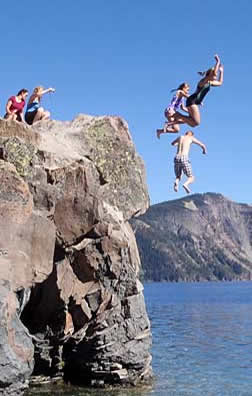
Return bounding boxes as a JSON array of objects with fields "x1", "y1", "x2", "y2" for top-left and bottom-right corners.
[
  {"x1": 50, "y1": 88, "x2": 56, "y2": 93},
  {"x1": 214, "y1": 54, "x2": 220, "y2": 62}
]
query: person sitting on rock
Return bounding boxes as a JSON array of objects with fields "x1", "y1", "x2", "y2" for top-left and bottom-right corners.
[
  {"x1": 25, "y1": 86, "x2": 55, "y2": 125},
  {"x1": 4, "y1": 89, "x2": 29, "y2": 122},
  {"x1": 172, "y1": 130, "x2": 207, "y2": 194}
]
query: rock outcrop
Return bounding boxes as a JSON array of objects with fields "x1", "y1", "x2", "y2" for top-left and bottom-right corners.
[
  {"x1": 0, "y1": 115, "x2": 152, "y2": 395},
  {"x1": 131, "y1": 193, "x2": 252, "y2": 282}
]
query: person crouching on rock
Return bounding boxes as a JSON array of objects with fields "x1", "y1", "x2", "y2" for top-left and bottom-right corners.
[
  {"x1": 4, "y1": 89, "x2": 29, "y2": 122},
  {"x1": 25, "y1": 86, "x2": 55, "y2": 125}
]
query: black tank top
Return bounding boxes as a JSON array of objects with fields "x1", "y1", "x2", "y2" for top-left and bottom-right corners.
[{"x1": 186, "y1": 82, "x2": 211, "y2": 107}]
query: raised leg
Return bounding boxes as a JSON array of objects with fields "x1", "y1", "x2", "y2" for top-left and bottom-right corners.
[
  {"x1": 167, "y1": 105, "x2": 200, "y2": 128},
  {"x1": 33, "y1": 108, "x2": 50, "y2": 124}
]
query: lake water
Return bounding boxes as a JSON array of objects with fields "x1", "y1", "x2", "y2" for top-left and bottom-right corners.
[
  {"x1": 145, "y1": 281, "x2": 252, "y2": 396},
  {"x1": 26, "y1": 281, "x2": 252, "y2": 396}
]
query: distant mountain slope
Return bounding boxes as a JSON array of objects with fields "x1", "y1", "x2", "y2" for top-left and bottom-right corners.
[{"x1": 131, "y1": 193, "x2": 252, "y2": 281}]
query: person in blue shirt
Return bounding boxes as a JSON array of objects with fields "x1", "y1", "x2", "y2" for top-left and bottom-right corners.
[{"x1": 25, "y1": 86, "x2": 55, "y2": 125}]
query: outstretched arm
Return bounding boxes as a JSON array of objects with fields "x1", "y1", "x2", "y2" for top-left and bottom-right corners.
[
  {"x1": 192, "y1": 137, "x2": 207, "y2": 154},
  {"x1": 41, "y1": 87, "x2": 56, "y2": 95},
  {"x1": 171, "y1": 137, "x2": 179, "y2": 146},
  {"x1": 211, "y1": 64, "x2": 224, "y2": 87}
]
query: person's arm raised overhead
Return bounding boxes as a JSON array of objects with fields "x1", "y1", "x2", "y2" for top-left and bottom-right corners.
[
  {"x1": 213, "y1": 54, "x2": 221, "y2": 75},
  {"x1": 211, "y1": 64, "x2": 224, "y2": 87},
  {"x1": 192, "y1": 137, "x2": 207, "y2": 154}
]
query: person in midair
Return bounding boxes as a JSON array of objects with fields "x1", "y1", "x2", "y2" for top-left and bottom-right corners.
[
  {"x1": 167, "y1": 54, "x2": 224, "y2": 129},
  {"x1": 156, "y1": 82, "x2": 190, "y2": 139},
  {"x1": 172, "y1": 130, "x2": 207, "y2": 194},
  {"x1": 25, "y1": 86, "x2": 55, "y2": 125},
  {"x1": 4, "y1": 89, "x2": 29, "y2": 122}
]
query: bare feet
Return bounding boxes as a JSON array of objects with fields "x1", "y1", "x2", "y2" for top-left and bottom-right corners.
[
  {"x1": 174, "y1": 182, "x2": 178, "y2": 192},
  {"x1": 183, "y1": 184, "x2": 191, "y2": 194},
  {"x1": 156, "y1": 129, "x2": 163, "y2": 139}
]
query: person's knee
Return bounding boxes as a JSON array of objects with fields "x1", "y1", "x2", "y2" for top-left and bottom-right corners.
[{"x1": 37, "y1": 108, "x2": 44, "y2": 116}]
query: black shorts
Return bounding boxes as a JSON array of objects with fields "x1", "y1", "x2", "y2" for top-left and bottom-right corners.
[
  {"x1": 4, "y1": 113, "x2": 22, "y2": 122},
  {"x1": 25, "y1": 110, "x2": 37, "y2": 125},
  {"x1": 186, "y1": 94, "x2": 200, "y2": 107}
]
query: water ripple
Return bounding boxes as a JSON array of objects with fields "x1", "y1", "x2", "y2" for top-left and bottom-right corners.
[{"x1": 144, "y1": 281, "x2": 252, "y2": 395}]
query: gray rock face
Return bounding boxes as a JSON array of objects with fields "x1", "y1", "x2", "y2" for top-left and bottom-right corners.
[
  {"x1": 0, "y1": 281, "x2": 33, "y2": 396},
  {"x1": 131, "y1": 193, "x2": 252, "y2": 282},
  {"x1": 0, "y1": 115, "x2": 151, "y2": 394}
]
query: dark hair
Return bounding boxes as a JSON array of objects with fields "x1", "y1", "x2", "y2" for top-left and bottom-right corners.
[
  {"x1": 17, "y1": 89, "x2": 28, "y2": 96},
  {"x1": 198, "y1": 68, "x2": 213, "y2": 77},
  {"x1": 170, "y1": 82, "x2": 188, "y2": 93}
]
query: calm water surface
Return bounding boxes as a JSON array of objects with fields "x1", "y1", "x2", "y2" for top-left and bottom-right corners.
[
  {"x1": 27, "y1": 281, "x2": 252, "y2": 396},
  {"x1": 145, "y1": 281, "x2": 252, "y2": 396}
]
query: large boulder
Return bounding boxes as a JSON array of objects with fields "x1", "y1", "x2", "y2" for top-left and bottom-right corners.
[
  {"x1": 0, "y1": 160, "x2": 55, "y2": 396},
  {"x1": 0, "y1": 115, "x2": 151, "y2": 394}
]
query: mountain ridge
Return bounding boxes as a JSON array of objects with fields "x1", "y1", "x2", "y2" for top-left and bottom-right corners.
[{"x1": 131, "y1": 192, "x2": 252, "y2": 282}]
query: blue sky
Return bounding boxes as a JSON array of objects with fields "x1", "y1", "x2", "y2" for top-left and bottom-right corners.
[{"x1": 2, "y1": 1, "x2": 252, "y2": 205}]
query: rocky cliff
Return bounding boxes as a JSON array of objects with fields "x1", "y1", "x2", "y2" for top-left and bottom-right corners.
[
  {"x1": 131, "y1": 193, "x2": 252, "y2": 282},
  {"x1": 0, "y1": 115, "x2": 152, "y2": 395}
]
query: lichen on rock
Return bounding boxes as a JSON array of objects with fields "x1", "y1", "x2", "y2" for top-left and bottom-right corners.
[{"x1": 0, "y1": 136, "x2": 37, "y2": 178}]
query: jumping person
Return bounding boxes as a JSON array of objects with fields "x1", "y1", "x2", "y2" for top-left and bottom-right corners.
[
  {"x1": 4, "y1": 89, "x2": 29, "y2": 122},
  {"x1": 25, "y1": 86, "x2": 55, "y2": 125},
  {"x1": 167, "y1": 55, "x2": 224, "y2": 129},
  {"x1": 172, "y1": 130, "x2": 207, "y2": 194},
  {"x1": 156, "y1": 83, "x2": 190, "y2": 139}
]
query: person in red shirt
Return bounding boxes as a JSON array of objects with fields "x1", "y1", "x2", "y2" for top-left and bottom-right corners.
[{"x1": 4, "y1": 89, "x2": 29, "y2": 122}]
